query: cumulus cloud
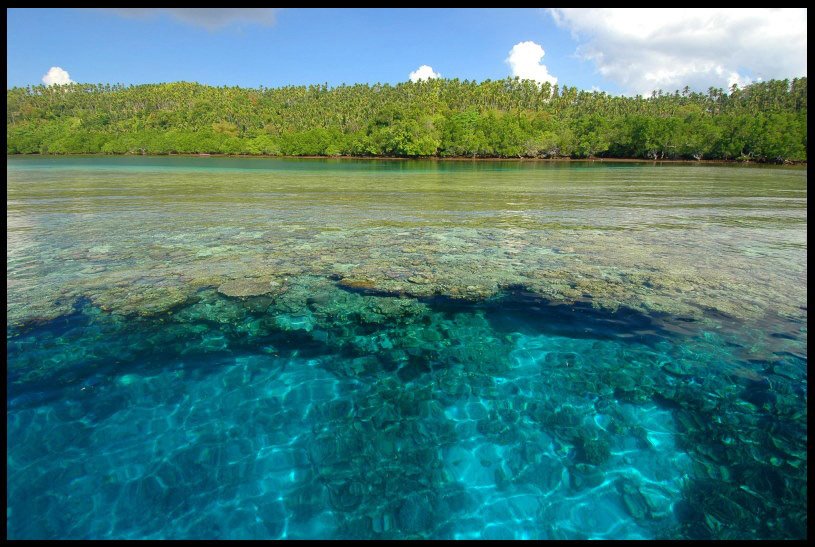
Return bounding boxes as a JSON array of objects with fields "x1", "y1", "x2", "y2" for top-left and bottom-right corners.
[
  {"x1": 549, "y1": 8, "x2": 807, "y2": 95},
  {"x1": 104, "y1": 8, "x2": 278, "y2": 30},
  {"x1": 506, "y1": 41, "x2": 557, "y2": 85},
  {"x1": 409, "y1": 65, "x2": 441, "y2": 82},
  {"x1": 42, "y1": 66, "x2": 73, "y2": 86}
]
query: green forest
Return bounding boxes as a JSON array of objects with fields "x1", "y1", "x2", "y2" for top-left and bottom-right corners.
[{"x1": 6, "y1": 77, "x2": 807, "y2": 162}]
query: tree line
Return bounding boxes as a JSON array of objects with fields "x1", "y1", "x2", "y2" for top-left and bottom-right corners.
[{"x1": 6, "y1": 77, "x2": 807, "y2": 162}]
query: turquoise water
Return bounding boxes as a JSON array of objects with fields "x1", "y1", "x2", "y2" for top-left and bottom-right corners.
[{"x1": 7, "y1": 157, "x2": 807, "y2": 539}]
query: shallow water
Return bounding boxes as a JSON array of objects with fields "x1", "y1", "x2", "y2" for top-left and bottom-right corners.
[{"x1": 6, "y1": 157, "x2": 807, "y2": 539}]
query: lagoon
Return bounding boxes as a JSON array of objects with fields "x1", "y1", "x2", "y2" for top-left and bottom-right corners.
[{"x1": 6, "y1": 156, "x2": 807, "y2": 539}]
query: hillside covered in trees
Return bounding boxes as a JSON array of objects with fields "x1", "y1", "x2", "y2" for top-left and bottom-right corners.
[{"x1": 6, "y1": 77, "x2": 807, "y2": 162}]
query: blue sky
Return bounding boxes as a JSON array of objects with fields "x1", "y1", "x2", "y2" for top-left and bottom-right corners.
[{"x1": 7, "y1": 8, "x2": 807, "y2": 95}]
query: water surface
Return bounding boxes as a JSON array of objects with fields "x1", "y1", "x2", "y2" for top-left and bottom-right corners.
[{"x1": 7, "y1": 157, "x2": 807, "y2": 539}]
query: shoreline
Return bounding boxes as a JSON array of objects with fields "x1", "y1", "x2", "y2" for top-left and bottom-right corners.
[{"x1": 6, "y1": 152, "x2": 806, "y2": 166}]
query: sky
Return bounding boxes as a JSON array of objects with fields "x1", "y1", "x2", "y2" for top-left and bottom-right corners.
[{"x1": 6, "y1": 8, "x2": 808, "y2": 95}]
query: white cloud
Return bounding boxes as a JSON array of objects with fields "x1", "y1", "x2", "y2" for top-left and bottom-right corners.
[
  {"x1": 42, "y1": 67, "x2": 74, "y2": 86},
  {"x1": 506, "y1": 41, "x2": 557, "y2": 85},
  {"x1": 104, "y1": 8, "x2": 278, "y2": 30},
  {"x1": 549, "y1": 8, "x2": 807, "y2": 95},
  {"x1": 409, "y1": 65, "x2": 441, "y2": 82}
]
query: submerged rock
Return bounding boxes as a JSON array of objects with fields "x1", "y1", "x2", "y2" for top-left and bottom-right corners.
[
  {"x1": 397, "y1": 493, "x2": 434, "y2": 534},
  {"x1": 217, "y1": 278, "x2": 284, "y2": 298},
  {"x1": 568, "y1": 463, "x2": 604, "y2": 491},
  {"x1": 618, "y1": 479, "x2": 649, "y2": 521},
  {"x1": 578, "y1": 437, "x2": 611, "y2": 465},
  {"x1": 371, "y1": 511, "x2": 394, "y2": 534}
]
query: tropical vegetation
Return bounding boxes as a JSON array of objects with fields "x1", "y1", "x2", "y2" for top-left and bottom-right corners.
[{"x1": 6, "y1": 77, "x2": 807, "y2": 162}]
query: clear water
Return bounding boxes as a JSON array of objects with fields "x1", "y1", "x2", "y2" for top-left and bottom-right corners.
[{"x1": 6, "y1": 157, "x2": 807, "y2": 539}]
